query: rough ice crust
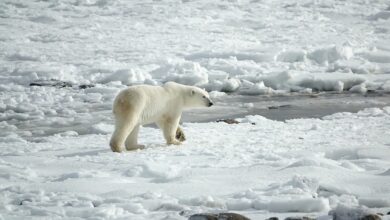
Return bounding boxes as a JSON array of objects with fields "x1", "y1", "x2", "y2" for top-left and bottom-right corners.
[{"x1": 1, "y1": 107, "x2": 390, "y2": 219}]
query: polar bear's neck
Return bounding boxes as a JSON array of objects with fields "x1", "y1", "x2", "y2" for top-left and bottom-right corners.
[
  {"x1": 163, "y1": 82, "x2": 200, "y2": 109},
  {"x1": 163, "y1": 85, "x2": 186, "y2": 107}
]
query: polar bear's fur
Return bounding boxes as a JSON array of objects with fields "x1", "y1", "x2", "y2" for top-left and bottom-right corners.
[{"x1": 109, "y1": 82, "x2": 213, "y2": 152}]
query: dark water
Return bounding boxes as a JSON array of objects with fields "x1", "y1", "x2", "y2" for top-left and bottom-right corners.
[
  {"x1": 183, "y1": 92, "x2": 390, "y2": 122},
  {"x1": 17, "y1": 91, "x2": 390, "y2": 140}
]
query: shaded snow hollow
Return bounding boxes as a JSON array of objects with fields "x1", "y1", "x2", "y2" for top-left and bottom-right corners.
[{"x1": 1, "y1": 107, "x2": 390, "y2": 219}]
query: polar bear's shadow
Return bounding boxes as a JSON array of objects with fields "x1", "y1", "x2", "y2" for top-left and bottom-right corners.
[
  {"x1": 60, "y1": 149, "x2": 107, "y2": 157},
  {"x1": 135, "y1": 142, "x2": 183, "y2": 151}
]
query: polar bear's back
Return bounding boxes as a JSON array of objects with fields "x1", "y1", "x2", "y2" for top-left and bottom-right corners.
[
  {"x1": 122, "y1": 84, "x2": 165, "y2": 99},
  {"x1": 114, "y1": 85, "x2": 165, "y2": 109},
  {"x1": 113, "y1": 84, "x2": 180, "y2": 124}
]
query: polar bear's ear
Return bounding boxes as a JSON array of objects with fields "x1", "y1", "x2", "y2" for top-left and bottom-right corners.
[{"x1": 191, "y1": 90, "x2": 195, "y2": 96}]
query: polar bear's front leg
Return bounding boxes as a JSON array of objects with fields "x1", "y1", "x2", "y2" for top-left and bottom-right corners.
[
  {"x1": 125, "y1": 125, "x2": 145, "y2": 151},
  {"x1": 157, "y1": 115, "x2": 182, "y2": 145}
]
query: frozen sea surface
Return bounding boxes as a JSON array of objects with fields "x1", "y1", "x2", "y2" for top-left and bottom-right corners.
[
  {"x1": 1, "y1": 0, "x2": 390, "y2": 219},
  {"x1": 1, "y1": 0, "x2": 390, "y2": 93},
  {"x1": 1, "y1": 107, "x2": 390, "y2": 219}
]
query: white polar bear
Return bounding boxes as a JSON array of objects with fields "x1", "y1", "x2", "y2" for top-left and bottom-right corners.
[{"x1": 109, "y1": 82, "x2": 213, "y2": 152}]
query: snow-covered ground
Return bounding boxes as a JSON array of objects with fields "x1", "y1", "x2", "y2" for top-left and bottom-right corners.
[
  {"x1": 1, "y1": 0, "x2": 390, "y2": 219},
  {"x1": 1, "y1": 107, "x2": 390, "y2": 219}
]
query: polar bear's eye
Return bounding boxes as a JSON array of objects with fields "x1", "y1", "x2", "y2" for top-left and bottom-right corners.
[{"x1": 202, "y1": 95, "x2": 206, "y2": 98}]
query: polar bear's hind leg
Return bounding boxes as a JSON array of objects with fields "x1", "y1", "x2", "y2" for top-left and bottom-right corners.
[{"x1": 110, "y1": 112, "x2": 138, "y2": 153}]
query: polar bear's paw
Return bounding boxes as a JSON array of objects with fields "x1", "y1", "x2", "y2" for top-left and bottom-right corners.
[
  {"x1": 167, "y1": 139, "x2": 182, "y2": 145},
  {"x1": 126, "y1": 144, "x2": 145, "y2": 151},
  {"x1": 175, "y1": 127, "x2": 186, "y2": 142}
]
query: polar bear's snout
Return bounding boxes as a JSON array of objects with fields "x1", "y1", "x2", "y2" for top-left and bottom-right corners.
[
  {"x1": 203, "y1": 96, "x2": 213, "y2": 107},
  {"x1": 208, "y1": 99, "x2": 214, "y2": 107}
]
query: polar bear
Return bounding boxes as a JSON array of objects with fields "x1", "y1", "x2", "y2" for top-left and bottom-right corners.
[{"x1": 109, "y1": 82, "x2": 213, "y2": 152}]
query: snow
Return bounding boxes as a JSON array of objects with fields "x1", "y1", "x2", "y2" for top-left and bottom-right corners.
[
  {"x1": 349, "y1": 83, "x2": 367, "y2": 94},
  {"x1": 1, "y1": 0, "x2": 390, "y2": 219},
  {"x1": 329, "y1": 204, "x2": 378, "y2": 220},
  {"x1": 2, "y1": 0, "x2": 390, "y2": 93},
  {"x1": 99, "y1": 68, "x2": 154, "y2": 85},
  {"x1": 1, "y1": 107, "x2": 390, "y2": 219},
  {"x1": 308, "y1": 45, "x2": 354, "y2": 65},
  {"x1": 359, "y1": 198, "x2": 390, "y2": 208}
]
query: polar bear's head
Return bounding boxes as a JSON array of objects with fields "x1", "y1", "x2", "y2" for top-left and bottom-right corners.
[{"x1": 186, "y1": 87, "x2": 213, "y2": 108}]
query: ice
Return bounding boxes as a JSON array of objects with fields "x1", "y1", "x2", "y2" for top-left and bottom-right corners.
[
  {"x1": 209, "y1": 91, "x2": 226, "y2": 99},
  {"x1": 380, "y1": 169, "x2": 390, "y2": 176},
  {"x1": 7, "y1": 52, "x2": 41, "y2": 62},
  {"x1": 221, "y1": 78, "x2": 241, "y2": 93},
  {"x1": 253, "y1": 198, "x2": 330, "y2": 213},
  {"x1": 329, "y1": 204, "x2": 379, "y2": 220},
  {"x1": 308, "y1": 45, "x2": 353, "y2": 65},
  {"x1": 340, "y1": 161, "x2": 364, "y2": 172},
  {"x1": 99, "y1": 68, "x2": 153, "y2": 85},
  {"x1": 276, "y1": 49, "x2": 307, "y2": 63},
  {"x1": 349, "y1": 83, "x2": 367, "y2": 94},
  {"x1": 29, "y1": 15, "x2": 57, "y2": 24},
  {"x1": 330, "y1": 60, "x2": 379, "y2": 75},
  {"x1": 363, "y1": 51, "x2": 390, "y2": 63},
  {"x1": 132, "y1": 162, "x2": 185, "y2": 183},
  {"x1": 4, "y1": 104, "x2": 389, "y2": 218},
  {"x1": 359, "y1": 198, "x2": 390, "y2": 208},
  {"x1": 159, "y1": 60, "x2": 209, "y2": 86},
  {"x1": 369, "y1": 11, "x2": 390, "y2": 21},
  {"x1": 1, "y1": 0, "x2": 390, "y2": 219},
  {"x1": 0, "y1": 104, "x2": 389, "y2": 219},
  {"x1": 53, "y1": 170, "x2": 110, "y2": 182},
  {"x1": 226, "y1": 198, "x2": 252, "y2": 211},
  {"x1": 1, "y1": 1, "x2": 389, "y2": 94},
  {"x1": 299, "y1": 78, "x2": 345, "y2": 92},
  {"x1": 382, "y1": 80, "x2": 390, "y2": 91},
  {"x1": 89, "y1": 123, "x2": 112, "y2": 135},
  {"x1": 239, "y1": 81, "x2": 274, "y2": 95},
  {"x1": 260, "y1": 71, "x2": 293, "y2": 91},
  {"x1": 284, "y1": 158, "x2": 338, "y2": 170}
]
